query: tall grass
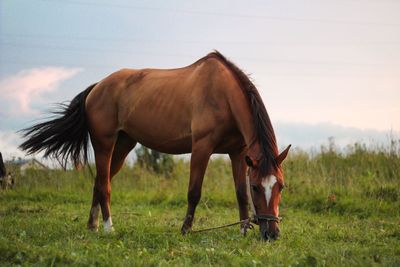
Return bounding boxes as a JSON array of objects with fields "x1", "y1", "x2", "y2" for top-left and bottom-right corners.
[{"x1": 6, "y1": 140, "x2": 400, "y2": 219}]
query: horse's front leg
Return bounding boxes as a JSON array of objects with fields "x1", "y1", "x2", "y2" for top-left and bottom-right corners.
[
  {"x1": 229, "y1": 151, "x2": 250, "y2": 235},
  {"x1": 181, "y1": 139, "x2": 213, "y2": 234}
]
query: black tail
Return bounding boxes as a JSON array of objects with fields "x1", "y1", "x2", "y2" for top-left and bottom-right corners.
[{"x1": 19, "y1": 84, "x2": 97, "y2": 169}]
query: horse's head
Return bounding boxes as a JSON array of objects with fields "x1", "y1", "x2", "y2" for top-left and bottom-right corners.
[{"x1": 245, "y1": 145, "x2": 291, "y2": 240}]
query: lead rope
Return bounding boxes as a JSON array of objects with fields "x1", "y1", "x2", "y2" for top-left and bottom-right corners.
[
  {"x1": 190, "y1": 218, "x2": 253, "y2": 234},
  {"x1": 191, "y1": 170, "x2": 256, "y2": 234}
]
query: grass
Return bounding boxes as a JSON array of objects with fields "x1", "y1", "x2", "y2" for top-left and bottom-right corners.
[{"x1": 1, "y1": 142, "x2": 400, "y2": 266}]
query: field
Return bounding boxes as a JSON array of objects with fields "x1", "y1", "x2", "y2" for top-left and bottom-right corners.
[{"x1": 1, "y1": 142, "x2": 400, "y2": 266}]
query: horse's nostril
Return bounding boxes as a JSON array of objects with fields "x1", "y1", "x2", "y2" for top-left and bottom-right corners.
[
  {"x1": 261, "y1": 228, "x2": 280, "y2": 240},
  {"x1": 261, "y1": 229, "x2": 270, "y2": 240}
]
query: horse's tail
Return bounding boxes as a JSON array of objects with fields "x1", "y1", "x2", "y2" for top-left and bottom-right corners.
[{"x1": 19, "y1": 83, "x2": 97, "y2": 169}]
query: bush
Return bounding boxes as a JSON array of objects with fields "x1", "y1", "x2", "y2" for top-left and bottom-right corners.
[{"x1": 135, "y1": 146, "x2": 175, "y2": 177}]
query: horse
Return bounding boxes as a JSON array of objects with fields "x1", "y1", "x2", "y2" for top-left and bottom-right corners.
[{"x1": 20, "y1": 51, "x2": 290, "y2": 240}]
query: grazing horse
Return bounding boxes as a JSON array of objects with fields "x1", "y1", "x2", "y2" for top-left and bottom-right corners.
[{"x1": 20, "y1": 51, "x2": 290, "y2": 240}]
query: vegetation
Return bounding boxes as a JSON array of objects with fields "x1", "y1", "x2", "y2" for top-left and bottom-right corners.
[
  {"x1": 135, "y1": 146, "x2": 175, "y2": 177},
  {"x1": 0, "y1": 141, "x2": 399, "y2": 266}
]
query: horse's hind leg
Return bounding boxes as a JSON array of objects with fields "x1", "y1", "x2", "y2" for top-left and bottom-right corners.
[
  {"x1": 87, "y1": 135, "x2": 115, "y2": 232},
  {"x1": 88, "y1": 132, "x2": 136, "y2": 232},
  {"x1": 110, "y1": 131, "x2": 137, "y2": 179}
]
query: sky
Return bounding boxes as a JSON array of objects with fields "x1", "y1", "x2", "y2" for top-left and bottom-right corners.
[{"x1": 1, "y1": 0, "x2": 400, "y2": 161}]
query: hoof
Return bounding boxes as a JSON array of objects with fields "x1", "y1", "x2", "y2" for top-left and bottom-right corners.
[
  {"x1": 103, "y1": 217, "x2": 114, "y2": 233},
  {"x1": 181, "y1": 225, "x2": 191, "y2": 235},
  {"x1": 240, "y1": 226, "x2": 247, "y2": 236},
  {"x1": 181, "y1": 215, "x2": 193, "y2": 235},
  {"x1": 240, "y1": 221, "x2": 253, "y2": 236},
  {"x1": 87, "y1": 223, "x2": 99, "y2": 232}
]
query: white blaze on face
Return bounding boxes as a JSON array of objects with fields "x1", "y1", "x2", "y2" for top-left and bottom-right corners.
[{"x1": 261, "y1": 175, "x2": 277, "y2": 207}]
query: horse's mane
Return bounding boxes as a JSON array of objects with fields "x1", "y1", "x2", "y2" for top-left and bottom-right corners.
[{"x1": 208, "y1": 51, "x2": 279, "y2": 177}]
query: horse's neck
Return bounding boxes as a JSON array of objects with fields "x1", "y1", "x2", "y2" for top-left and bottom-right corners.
[
  {"x1": 246, "y1": 137, "x2": 263, "y2": 159},
  {"x1": 226, "y1": 89, "x2": 263, "y2": 157},
  {"x1": 233, "y1": 108, "x2": 263, "y2": 158}
]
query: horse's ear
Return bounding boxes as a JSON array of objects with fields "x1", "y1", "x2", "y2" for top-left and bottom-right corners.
[
  {"x1": 245, "y1": 155, "x2": 257, "y2": 168},
  {"x1": 276, "y1": 144, "x2": 291, "y2": 165}
]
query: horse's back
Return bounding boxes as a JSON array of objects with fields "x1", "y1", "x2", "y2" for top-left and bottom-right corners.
[{"x1": 85, "y1": 57, "x2": 239, "y2": 154}]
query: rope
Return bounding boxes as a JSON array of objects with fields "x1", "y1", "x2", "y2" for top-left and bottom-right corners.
[{"x1": 190, "y1": 218, "x2": 254, "y2": 234}]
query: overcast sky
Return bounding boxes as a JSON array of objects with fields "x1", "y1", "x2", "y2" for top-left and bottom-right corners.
[{"x1": 1, "y1": 0, "x2": 400, "y2": 160}]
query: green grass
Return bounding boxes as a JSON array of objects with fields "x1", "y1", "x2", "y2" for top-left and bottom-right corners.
[{"x1": 1, "y1": 143, "x2": 400, "y2": 266}]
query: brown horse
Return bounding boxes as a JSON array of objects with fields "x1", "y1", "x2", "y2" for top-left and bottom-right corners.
[{"x1": 20, "y1": 51, "x2": 290, "y2": 240}]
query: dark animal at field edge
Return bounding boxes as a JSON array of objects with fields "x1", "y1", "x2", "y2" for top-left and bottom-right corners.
[
  {"x1": 19, "y1": 51, "x2": 290, "y2": 240},
  {"x1": 0, "y1": 152, "x2": 14, "y2": 190},
  {"x1": 0, "y1": 152, "x2": 6, "y2": 179}
]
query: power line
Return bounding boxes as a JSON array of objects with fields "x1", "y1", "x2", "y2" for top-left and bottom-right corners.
[
  {"x1": 0, "y1": 41, "x2": 197, "y2": 58},
  {"x1": 0, "y1": 59, "x2": 118, "y2": 71},
  {"x1": 0, "y1": 41, "x2": 397, "y2": 67},
  {"x1": 2, "y1": 33, "x2": 400, "y2": 47},
  {"x1": 38, "y1": 0, "x2": 400, "y2": 27}
]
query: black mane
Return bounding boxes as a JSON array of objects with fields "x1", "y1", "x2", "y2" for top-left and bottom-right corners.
[{"x1": 209, "y1": 51, "x2": 279, "y2": 177}]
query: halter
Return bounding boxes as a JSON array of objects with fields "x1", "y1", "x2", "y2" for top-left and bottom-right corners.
[
  {"x1": 190, "y1": 169, "x2": 280, "y2": 234},
  {"x1": 245, "y1": 169, "x2": 280, "y2": 224}
]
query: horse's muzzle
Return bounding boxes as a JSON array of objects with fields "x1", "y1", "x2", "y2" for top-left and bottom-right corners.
[{"x1": 260, "y1": 221, "x2": 280, "y2": 240}]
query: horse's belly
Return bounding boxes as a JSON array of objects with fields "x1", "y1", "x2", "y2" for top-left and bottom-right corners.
[
  {"x1": 140, "y1": 135, "x2": 193, "y2": 154},
  {"x1": 121, "y1": 113, "x2": 193, "y2": 154}
]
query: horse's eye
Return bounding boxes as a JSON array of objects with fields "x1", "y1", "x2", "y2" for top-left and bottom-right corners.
[{"x1": 251, "y1": 185, "x2": 259, "y2": 193}]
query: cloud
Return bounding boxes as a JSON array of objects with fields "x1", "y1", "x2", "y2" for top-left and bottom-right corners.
[
  {"x1": 0, "y1": 130, "x2": 55, "y2": 167},
  {"x1": 0, "y1": 67, "x2": 82, "y2": 115},
  {"x1": 0, "y1": 131, "x2": 25, "y2": 160}
]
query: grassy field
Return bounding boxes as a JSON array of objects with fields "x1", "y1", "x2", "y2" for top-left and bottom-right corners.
[{"x1": 1, "y1": 142, "x2": 400, "y2": 266}]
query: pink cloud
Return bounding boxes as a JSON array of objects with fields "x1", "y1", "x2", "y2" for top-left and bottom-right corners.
[{"x1": 0, "y1": 67, "x2": 82, "y2": 115}]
